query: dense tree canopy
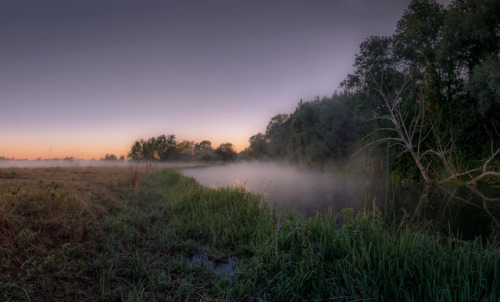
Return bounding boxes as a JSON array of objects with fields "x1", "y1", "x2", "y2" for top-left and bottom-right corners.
[
  {"x1": 341, "y1": 0, "x2": 500, "y2": 182},
  {"x1": 242, "y1": 94, "x2": 362, "y2": 167},
  {"x1": 243, "y1": 0, "x2": 499, "y2": 183}
]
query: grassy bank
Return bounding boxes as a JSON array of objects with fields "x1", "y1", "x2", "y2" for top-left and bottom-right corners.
[{"x1": 1, "y1": 168, "x2": 499, "y2": 301}]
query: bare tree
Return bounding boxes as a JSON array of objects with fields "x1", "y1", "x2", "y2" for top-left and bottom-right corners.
[
  {"x1": 466, "y1": 143, "x2": 500, "y2": 186},
  {"x1": 363, "y1": 73, "x2": 500, "y2": 185},
  {"x1": 436, "y1": 126, "x2": 500, "y2": 186},
  {"x1": 361, "y1": 73, "x2": 433, "y2": 183}
]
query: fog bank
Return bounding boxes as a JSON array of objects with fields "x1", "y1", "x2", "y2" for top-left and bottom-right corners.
[
  {"x1": 0, "y1": 159, "x2": 202, "y2": 169},
  {"x1": 181, "y1": 161, "x2": 376, "y2": 216}
]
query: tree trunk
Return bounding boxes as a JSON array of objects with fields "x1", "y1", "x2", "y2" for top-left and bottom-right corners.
[{"x1": 408, "y1": 148, "x2": 432, "y2": 183}]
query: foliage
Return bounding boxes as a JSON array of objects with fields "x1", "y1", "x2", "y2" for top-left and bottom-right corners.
[
  {"x1": 155, "y1": 134, "x2": 178, "y2": 160},
  {"x1": 337, "y1": 0, "x2": 500, "y2": 182},
  {"x1": 240, "y1": 133, "x2": 267, "y2": 160},
  {"x1": 101, "y1": 153, "x2": 117, "y2": 161},
  {"x1": 243, "y1": 94, "x2": 364, "y2": 168},
  {"x1": 127, "y1": 135, "x2": 240, "y2": 162},
  {"x1": 214, "y1": 142, "x2": 237, "y2": 162}
]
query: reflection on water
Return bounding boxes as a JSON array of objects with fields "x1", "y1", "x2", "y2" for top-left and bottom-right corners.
[
  {"x1": 181, "y1": 162, "x2": 500, "y2": 240},
  {"x1": 396, "y1": 184, "x2": 500, "y2": 240}
]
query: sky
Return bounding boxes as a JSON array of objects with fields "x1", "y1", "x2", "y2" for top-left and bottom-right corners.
[{"x1": 1, "y1": 0, "x2": 443, "y2": 160}]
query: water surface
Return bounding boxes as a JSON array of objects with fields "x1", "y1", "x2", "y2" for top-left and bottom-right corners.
[{"x1": 181, "y1": 162, "x2": 500, "y2": 240}]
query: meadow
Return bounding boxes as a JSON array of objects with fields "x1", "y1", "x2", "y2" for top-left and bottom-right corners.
[{"x1": 1, "y1": 167, "x2": 499, "y2": 301}]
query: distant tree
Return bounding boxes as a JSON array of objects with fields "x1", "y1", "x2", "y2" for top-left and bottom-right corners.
[
  {"x1": 178, "y1": 140, "x2": 194, "y2": 151},
  {"x1": 128, "y1": 137, "x2": 160, "y2": 161},
  {"x1": 176, "y1": 140, "x2": 195, "y2": 160},
  {"x1": 265, "y1": 113, "x2": 290, "y2": 158},
  {"x1": 155, "y1": 135, "x2": 177, "y2": 160},
  {"x1": 102, "y1": 154, "x2": 118, "y2": 161},
  {"x1": 119, "y1": 155, "x2": 125, "y2": 161},
  {"x1": 266, "y1": 114, "x2": 290, "y2": 137},
  {"x1": 128, "y1": 141, "x2": 143, "y2": 160},
  {"x1": 137, "y1": 138, "x2": 155, "y2": 160},
  {"x1": 286, "y1": 95, "x2": 358, "y2": 165},
  {"x1": 215, "y1": 143, "x2": 237, "y2": 161},
  {"x1": 245, "y1": 133, "x2": 268, "y2": 159},
  {"x1": 200, "y1": 152, "x2": 217, "y2": 162},
  {"x1": 194, "y1": 140, "x2": 212, "y2": 153},
  {"x1": 194, "y1": 140, "x2": 215, "y2": 161}
]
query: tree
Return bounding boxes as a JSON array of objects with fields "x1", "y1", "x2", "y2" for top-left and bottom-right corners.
[
  {"x1": 102, "y1": 154, "x2": 117, "y2": 161},
  {"x1": 194, "y1": 140, "x2": 213, "y2": 153},
  {"x1": 341, "y1": 0, "x2": 500, "y2": 183},
  {"x1": 128, "y1": 135, "x2": 177, "y2": 161},
  {"x1": 214, "y1": 143, "x2": 237, "y2": 161},
  {"x1": 245, "y1": 133, "x2": 268, "y2": 159},
  {"x1": 362, "y1": 74, "x2": 434, "y2": 182},
  {"x1": 194, "y1": 140, "x2": 215, "y2": 161},
  {"x1": 128, "y1": 141, "x2": 143, "y2": 160},
  {"x1": 155, "y1": 135, "x2": 177, "y2": 160},
  {"x1": 284, "y1": 95, "x2": 358, "y2": 165},
  {"x1": 467, "y1": 56, "x2": 500, "y2": 118},
  {"x1": 128, "y1": 139, "x2": 155, "y2": 160},
  {"x1": 266, "y1": 114, "x2": 290, "y2": 138},
  {"x1": 142, "y1": 138, "x2": 157, "y2": 160},
  {"x1": 440, "y1": 0, "x2": 500, "y2": 74},
  {"x1": 265, "y1": 113, "x2": 290, "y2": 158},
  {"x1": 177, "y1": 140, "x2": 195, "y2": 160},
  {"x1": 352, "y1": 68, "x2": 499, "y2": 184},
  {"x1": 436, "y1": 0, "x2": 500, "y2": 157},
  {"x1": 394, "y1": 0, "x2": 445, "y2": 110}
]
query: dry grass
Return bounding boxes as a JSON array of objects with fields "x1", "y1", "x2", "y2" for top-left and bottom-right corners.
[{"x1": 0, "y1": 166, "x2": 153, "y2": 301}]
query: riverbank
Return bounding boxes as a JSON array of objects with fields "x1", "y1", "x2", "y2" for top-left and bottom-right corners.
[{"x1": 1, "y1": 167, "x2": 499, "y2": 300}]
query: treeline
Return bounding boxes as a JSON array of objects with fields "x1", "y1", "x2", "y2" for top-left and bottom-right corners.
[
  {"x1": 240, "y1": 94, "x2": 364, "y2": 168},
  {"x1": 127, "y1": 135, "x2": 237, "y2": 162},
  {"x1": 242, "y1": 0, "x2": 499, "y2": 183},
  {"x1": 125, "y1": 0, "x2": 498, "y2": 182}
]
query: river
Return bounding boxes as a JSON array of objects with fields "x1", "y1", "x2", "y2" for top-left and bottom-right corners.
[{"x1": 181, "y1": 161, "x2": 500, "y2": 240}]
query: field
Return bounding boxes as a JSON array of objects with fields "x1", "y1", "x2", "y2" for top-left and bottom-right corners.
[
  {"x1": 0, "y1": 167, "x2": 138, "y2": 300},
  {"x1": 1, "y1": 167, "x2": 499, "y2": 301}
]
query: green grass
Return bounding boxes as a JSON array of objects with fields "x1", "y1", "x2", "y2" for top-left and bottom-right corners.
[
  {"x1": 2, "y1": 167, "x2": 499, "y2": 300},
  {"x1": 92, "y1": 169, "x2": 500, "y2": 301}
]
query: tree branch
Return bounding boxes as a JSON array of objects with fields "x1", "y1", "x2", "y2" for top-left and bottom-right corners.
[{"x1": 466, "y1": 147, "x2": 500, "y2": 186}]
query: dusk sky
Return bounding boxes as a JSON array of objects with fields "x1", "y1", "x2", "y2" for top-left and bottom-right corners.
[{"x1": 1, "y1": 0, "x2": 449, "y2": 160}]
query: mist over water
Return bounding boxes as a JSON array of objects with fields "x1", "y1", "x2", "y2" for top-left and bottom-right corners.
[
  {"x1": 181, "y1": 161, "x2": 500, "y2": 239},
  {"x1": 181, "y1": 161, "x2": 374, "y2": 216}
]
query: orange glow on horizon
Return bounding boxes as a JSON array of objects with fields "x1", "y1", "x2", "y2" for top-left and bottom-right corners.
[{"x1": 1, "y1": 138, "x2": 249, "y2": 160}]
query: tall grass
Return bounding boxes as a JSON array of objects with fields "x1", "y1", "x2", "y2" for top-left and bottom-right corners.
[
  {"x1": 94, "y1": 169, "x2": 500, "y2": 301},
  {"x1": 1, "y1": 167, "x2": 499, "y2": 300}
]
